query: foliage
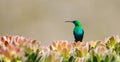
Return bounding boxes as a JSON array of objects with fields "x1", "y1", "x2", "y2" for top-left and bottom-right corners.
[{"x1": 0, "y1": 35, "x2": 120, "y2": 62}]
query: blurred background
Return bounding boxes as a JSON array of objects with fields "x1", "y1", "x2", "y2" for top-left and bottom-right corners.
[{"x1": 0, "y1": 0, "x2": 120, "y2": 45}]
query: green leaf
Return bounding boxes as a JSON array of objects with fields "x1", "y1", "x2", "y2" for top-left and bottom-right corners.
[
  {"x1": 26, "y1": 53, "x2": 38, "y2": 62},
  {"x1": 87, "y1": 57, "x2": 92, "y2": 62},
  {"x1": 11, "y1": 58, "x2": 22, "y2": 62},
  {"x1": 69, "y1": 56, "x2": 75, "y2": 62},
  {"x1": 93, "y1": 55, "x2": 98, "y2": 62},
  {"x1": 104, "y1": 55, "x2": 109, "y2": 62},
  {"x1": 111, "y1": 56, "x2": 116, "y2": 62}
]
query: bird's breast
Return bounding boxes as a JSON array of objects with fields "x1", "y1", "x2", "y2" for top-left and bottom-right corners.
[{"x1": 74, "y1": 28, "x2": 83, "y2": 35}]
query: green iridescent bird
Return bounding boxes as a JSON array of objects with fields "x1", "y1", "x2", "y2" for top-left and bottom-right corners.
[{"x1": 66, "y1": 20, "x2": 84, "y2": 42}]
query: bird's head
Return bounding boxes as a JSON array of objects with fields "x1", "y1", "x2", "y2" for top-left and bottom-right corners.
[{"x1": 65, "y1": 20, "x2": 82, "y2": 27}]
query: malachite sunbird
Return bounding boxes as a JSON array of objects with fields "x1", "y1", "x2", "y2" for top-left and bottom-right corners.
[{"x1": 66, "y1": 20, "x2": 84, "y2": 42}]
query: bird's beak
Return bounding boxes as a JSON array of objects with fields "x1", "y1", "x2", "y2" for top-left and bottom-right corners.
[{"x1": 65, "y1": 21, "x2": 73, "y2": 23}]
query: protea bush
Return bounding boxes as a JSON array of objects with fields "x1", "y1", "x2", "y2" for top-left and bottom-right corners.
[{"x1": 0, "y1": 35, "x2": 120, "y2": 62}]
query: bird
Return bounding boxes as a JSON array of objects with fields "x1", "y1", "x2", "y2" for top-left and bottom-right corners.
[{"x1": 66, "y1": 20, "x2": 84, "y2": 42}]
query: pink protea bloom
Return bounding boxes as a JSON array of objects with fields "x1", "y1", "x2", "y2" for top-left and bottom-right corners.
[
  {"x1": 88, "y1": 41, "x2": 96, "y2": 48},
  {"x1": 49, "y1": 40, "x2": 72, "y2": 52},
  {"x1": 39, "y1": 45, "x2": 47, "y2": 54},
  {"x1": 75, "y1": 45, "x2": 88, "y2": 57},
  {"x1": 6, "y1": 44, "x2": 24, "y2": 59},
  {"x1": 73, "y1": 42, "x2": 86, "y2": 47},
  {"x1": 95, "y1": 45, "x2": 108, "y2": 56},
  {"x1": 73, "y1": 42, "x2": 89, "y2": 57},
  {"x1": 105, "y1": 35, "x2": 119, "y2": 49},
  {"x1": 49, "y1": 40, "x2": 73, "y2": 60},
  {"x1": 0, "y1": 35, "x2": 13, "y2": 43},
  {"x1": 15, "y1": 36, "x2": 25, "y2": 45},
  {"x1": 96, "y1": 40, "x2": 106, "y2": 47}
]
